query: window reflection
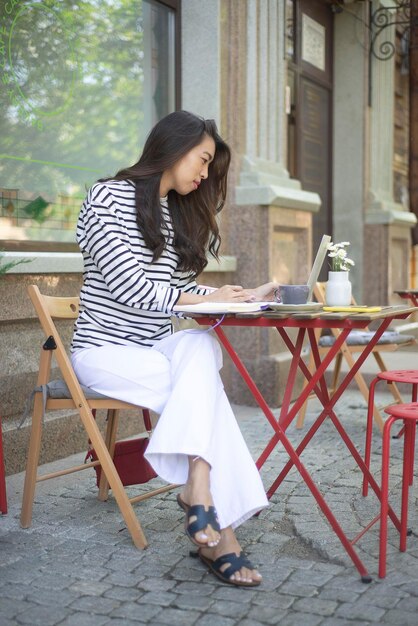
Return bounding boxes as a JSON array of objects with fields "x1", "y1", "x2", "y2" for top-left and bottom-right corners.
[{"x1": 0, "y1": 0, "x2": 176, "y2": 248}]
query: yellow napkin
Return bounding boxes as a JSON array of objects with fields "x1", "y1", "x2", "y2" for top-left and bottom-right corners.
[{"x1": 323, "y1": 306, "x2": 382, "y2": 313}]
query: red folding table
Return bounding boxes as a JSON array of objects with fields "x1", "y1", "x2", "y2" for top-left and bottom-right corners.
[
  {"x1": 193, "y1": 304, "x2": 417, "y2": 581},
  {"x1": 394, "y1": 289, "x2": 418, "y2": 307}
]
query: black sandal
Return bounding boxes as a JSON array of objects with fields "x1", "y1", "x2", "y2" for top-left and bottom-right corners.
[
  {"x1": 193, "y1": 549, "x2": 261, "y2": 587},
  {"x1": 177, "y1": 494, "x2": 221, "y2": 547}
]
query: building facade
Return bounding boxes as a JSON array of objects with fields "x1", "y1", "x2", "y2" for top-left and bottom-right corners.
[{"x1": 0, "y1": 0, "x2": 414, "y2": 473}]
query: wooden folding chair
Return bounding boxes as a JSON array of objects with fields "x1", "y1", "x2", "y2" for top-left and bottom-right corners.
[
  {"x1": 296, "y1": 282, "x2": 415, "y2": 432},
  {"x1": 21, "y1": 285, "x2": 174, "y2": 549}
]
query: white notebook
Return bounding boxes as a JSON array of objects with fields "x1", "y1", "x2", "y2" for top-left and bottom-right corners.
[{"x1": 173, "y1": 301, "x2": 273, "y2": 314}]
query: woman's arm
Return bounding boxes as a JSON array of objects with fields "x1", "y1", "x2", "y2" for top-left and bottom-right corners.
[
  {"x1": 176, "y1": 284, "x2": 257, "y2": 305},
  {"x1": 78, "y1": 184, "x2": 182, "y2": 313}
]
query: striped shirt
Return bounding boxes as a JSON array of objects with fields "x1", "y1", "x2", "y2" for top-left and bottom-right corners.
[{"x1": 71, "y1": 180, "x2": 207, "y2": 350}]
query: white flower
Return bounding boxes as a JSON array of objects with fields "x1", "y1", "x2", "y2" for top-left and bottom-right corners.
[{"x1": 327, "y1": 241, "x2": 354, "y2": 271}]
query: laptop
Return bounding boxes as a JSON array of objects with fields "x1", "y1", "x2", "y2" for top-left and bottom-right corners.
[{"x1": 306, "y1": 234, "x2": 331, "y2": 302}]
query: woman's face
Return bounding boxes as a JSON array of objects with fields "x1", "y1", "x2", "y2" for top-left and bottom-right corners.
[{"x1": 160, "y1": 134, "x2": 216, "y2": 197}]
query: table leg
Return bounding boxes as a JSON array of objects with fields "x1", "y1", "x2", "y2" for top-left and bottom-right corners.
[
  {"x1": 214, "y1": 325, "x2": 373, "y2": 580},
  {"x1": 257, "y1": 327, "x2": 353, "y2": 467}
]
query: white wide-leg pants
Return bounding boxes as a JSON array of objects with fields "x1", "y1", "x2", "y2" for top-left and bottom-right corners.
[{"x1": 71, "y1": 330, "x2": 268, "y2": 529}]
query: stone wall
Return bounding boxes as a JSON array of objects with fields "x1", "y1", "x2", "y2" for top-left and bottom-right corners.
[{"x1": 0, "y1": 274, "x2": 151, "y2": 476}]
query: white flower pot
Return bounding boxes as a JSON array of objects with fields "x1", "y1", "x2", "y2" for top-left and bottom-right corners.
[{"x1": 325, "y1": 271, "x2": 352, "y2": 306}]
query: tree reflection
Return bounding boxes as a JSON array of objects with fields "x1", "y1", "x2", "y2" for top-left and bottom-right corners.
[{"x1": 0, "y1": 0, "x2": 174, "y2": 243}]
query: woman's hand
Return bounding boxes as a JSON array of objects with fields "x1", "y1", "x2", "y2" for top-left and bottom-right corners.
[
  {"x1": 177, "y1": 282, "x2": 279, "y2": 306},
  {"x1": 204, "y1": 284, "x2": 256, "y2": 303},
  {"x1": 245, "y1": 282, "x2": 280, "y2": 302}
]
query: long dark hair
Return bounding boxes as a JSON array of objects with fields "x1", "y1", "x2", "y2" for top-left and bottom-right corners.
[{"x1": 105, "y1": 110, "x2": 231, "y2": 277}]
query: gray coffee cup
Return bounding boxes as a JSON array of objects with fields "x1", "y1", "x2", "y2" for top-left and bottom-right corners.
[{"x1": 275, "y1": 284, "x2": 309, "y2": 305}]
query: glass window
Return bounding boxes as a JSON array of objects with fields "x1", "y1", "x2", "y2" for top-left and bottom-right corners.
[{"x1": 0, "y1": 0, "x2": 178, "y2": 250}]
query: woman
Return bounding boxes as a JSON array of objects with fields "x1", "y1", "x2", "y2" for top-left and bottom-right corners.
[{"x1": 71, "y1": 110, "x2": 278, "y2": 587}]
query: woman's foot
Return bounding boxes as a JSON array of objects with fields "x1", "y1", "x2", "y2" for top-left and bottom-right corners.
[
  {"x1": 198, "y1": 527, "x2": 262, "y2": 585},
  {"x1": 180, "y1": 457, "x2": 221, "y2": 548}
]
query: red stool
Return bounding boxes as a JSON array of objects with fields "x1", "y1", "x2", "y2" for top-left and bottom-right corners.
[
  {"x1": 363, "y1": 370, "x2": 418, "y2": 498},
  {"x1": 0, "y1": 415, "x2": 7, "y2": 514},
  {"x1": 363, "y1": 402, "x2": 418, "y2": 578}
]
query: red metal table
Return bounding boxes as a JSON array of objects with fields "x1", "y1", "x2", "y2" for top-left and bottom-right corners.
[
  {"x1": 394, "y1": 290, "x2": 418, "y2": 307},
  {"x1": 193, "y1": 304, "x2": 417, "y2": 581}
]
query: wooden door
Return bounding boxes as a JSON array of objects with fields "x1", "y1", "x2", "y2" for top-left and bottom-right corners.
[{"x1": 286, "y1": 0, "x2": 333, "y2": 277}]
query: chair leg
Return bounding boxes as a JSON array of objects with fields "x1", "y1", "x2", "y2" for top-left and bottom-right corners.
[
  {"x1": 409, "y1": 386, "x2": 418, "y2": 486},
  {"x1": 330, "y1": 353, "x2": 343, "y2": 396},
  {"x1": 363, "y1": 377, "x2": 379, "y2": 497},
  {"x1": 354, "y1": 372, "x2": 384, "y2": 432},
  {"x1": 296, "y1": 348, "x2": 315, "y2": 429},
  {"x1": 400, "y1": 420, "x2": 414, "y2": 552},
  {"x1": 77, "y1": 403, "x2": 148, "y2": 549},
  {"x1": 408, "y1": 420, "x2": 416, "y2": 487},
  {"x1": 392, "y1": 384, "x2": 417, "y2": 441},
  {"x1": 0, "y1": 415, "x2": 7, "y2": 515},
  {"x1": 98, "y1": 409, "x2": 119, "y2": 501},
  {"x1": 20, "y1": 395, "x2": 44, "y2": 528},
  {"x1": 379, "y1": 416, "x2": 396, "y2": 578}
]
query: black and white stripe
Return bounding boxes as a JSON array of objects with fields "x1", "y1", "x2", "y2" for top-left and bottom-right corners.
[{"x1": 71, "y1": 180, "x2": 207, "y2": 350}]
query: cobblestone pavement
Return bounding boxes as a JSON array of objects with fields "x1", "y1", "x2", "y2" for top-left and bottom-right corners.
[{"x1": 2, "y1": 390, "x2": 418, "y2": 626}]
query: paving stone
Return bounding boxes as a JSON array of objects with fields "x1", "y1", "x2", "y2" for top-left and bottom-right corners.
[
  {"x1": 0, "y1": 582, "x2": 28, "y2": 600},
  {"x1": 194, "y1": 614, "x2": 236, "y2": 626},
  {"x1": 69, "y1": 595, "x2": 120, "y2": 615},
  {"x1": 3, "y1": 564, "x2": 42, "y2": 585},
  {"x1": 286, "y1": 567, "x2": 334, "y2": 587},
  {"x1": 381, "y1": 609, "x2": 418, "y2": 625},
  {"x1": 106, "y1": 558, "x2": 141, "y2": 573},
  {"x1": 105, "y1": 621, "x2": 143, "y2": 626},
  {"x1": 72, "y1": 565, "x2": 110, "y2": 582},
  {"x1": 209, "y1": 599, "x2": 252, "y2": 620},
  {"x1": 317, "y1": 588, "x2": 361, "y2": 604},
  {"x1": 321, "y1": 616, "x2": 372, "y2": 626},
  {"x1": 58, "y1": 613, "x2": 109, "y2": 626},
  {"x1": 169, "y1": 566, "x2": 206, "y2": 582},
  {"x1": 174, "y1": 581, "x2": 216, "y2": 596},
  {"x1": 336, "y1": 603, "x2": 386, "y2": 622},
  {"x1": 245, "y1": 605, "x2": 287, "y2": 624},
  {"x1": 154, "y1": 607, "x2": 200, "y2": 625},
  {"x1": 103, "y1": 570, "x2": 146, "y2": 587},
  {"x1": 111, "y1": 601, "x2": 162, "y2": 622},
  {"x1": 103, "y1": 585, "x2": 143, "y2": 602},
  {"x1": 292, "y1": 597, "x2": 338, "y2": 616},
  {"x1": 68, "y1": 580, "x2": 112, "y2": 596},
  {"x1": 31, "y1": 573, "x2": 73, "y2": 591},
  {"x1": 130, "y1": 562, "x2": 173, "y2": 578},
  {"x1": 278, "y1": 582, "x2": 319, "y2": 597},
  {"x1": 212, "y1": 586, "x2": 256, "y2": 602},
  {"x1": 137, "y1": 590, "x2": 178, "y2": 607},
  {"x1": 251, "y1": 592, "x2": 295, "y2": 610},
  {"x1": 173, "y1": 594, "x2": 215, "y2": 612},
  {"x1": 0, "y1": 597, "x2": 30, "y2": 619},
  {"x1": 137, "y1": 577, "x2": 177, "y2": 592},
  {"x1": 15, "y1": 604, "x2": 71, "y2": 625},
  {"x1": 272, "y1": 612, "x2": 322, "y2": 626},
  {"x1": 240, "y1": 620, "x2": 275, "y2": 626},
  {"x1": 26, "y1": 588, "x2": 77, "y2": 607}
]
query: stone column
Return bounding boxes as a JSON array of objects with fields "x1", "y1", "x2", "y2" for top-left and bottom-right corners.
[
  {"x1": 332, "y1": 6, "x2": 368, "y2": 299},
  {"x1": 220, "y1": 0, "x2": 320, "y2": 406},
  {"x1": 365, "y1": 4, "x2": 416, "y2": 303}
]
